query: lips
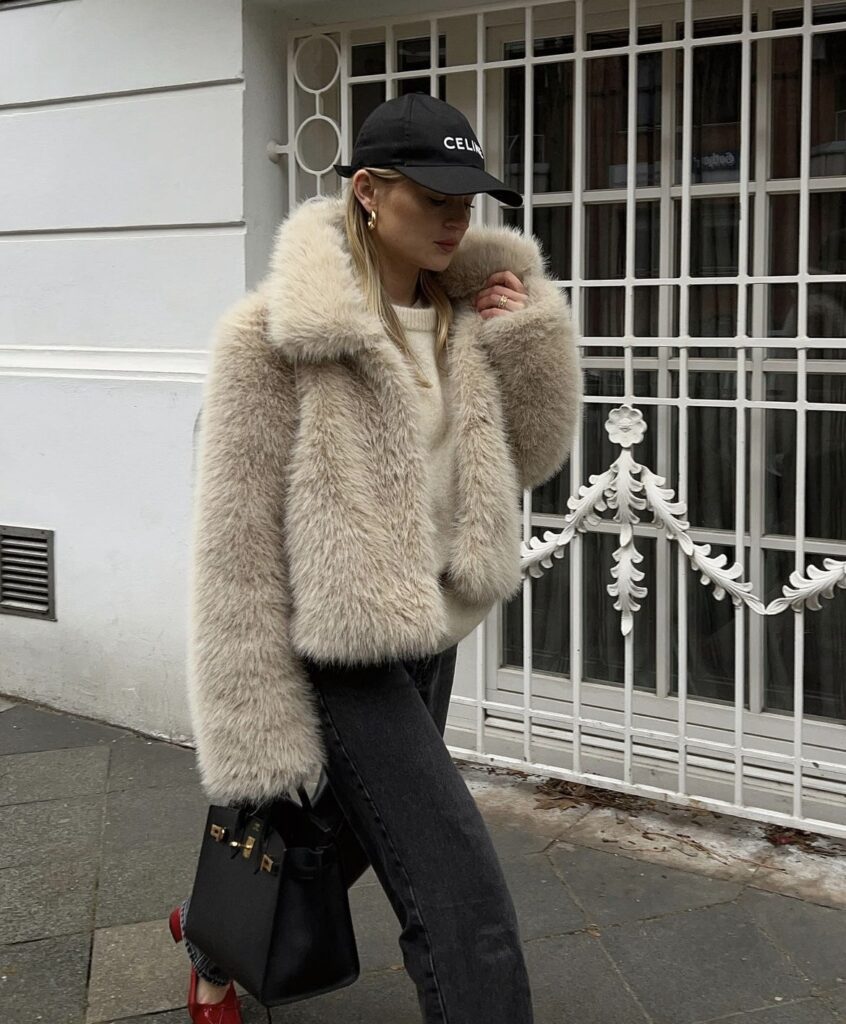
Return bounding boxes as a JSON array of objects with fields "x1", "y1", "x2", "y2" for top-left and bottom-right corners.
[{"x1": 435, "y1": 241, "x2": 457, "y2": 249}]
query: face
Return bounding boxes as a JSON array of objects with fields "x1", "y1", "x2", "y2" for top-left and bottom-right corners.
[{"x1": 352, "y1": 171, "x2": 475, "y2": 273}]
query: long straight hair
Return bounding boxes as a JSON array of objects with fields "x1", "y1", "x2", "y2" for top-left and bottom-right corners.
[{"x1": 341, "y1": 168, "x2": 455, "y2": 389}]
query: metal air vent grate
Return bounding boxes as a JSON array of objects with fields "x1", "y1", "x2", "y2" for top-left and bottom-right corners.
[{"x1": 0, "y1": 526, "x2": 55, "y2": 620}]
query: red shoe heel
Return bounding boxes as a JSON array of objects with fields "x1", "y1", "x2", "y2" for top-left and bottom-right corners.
[
  {"x1": 169, "y1": 906, "x2": 243, "y2": 1023},
  {"x1": 187, "y1": 967, "x2": 243, "y2": 1024},
  {"x1": 169, "y1": 906, "x2": 183, "y2": 944}
]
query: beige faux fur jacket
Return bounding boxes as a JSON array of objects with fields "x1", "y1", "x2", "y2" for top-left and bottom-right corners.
[{"x1": 186, "y1": 194, "x2": 582, "y2": 804}]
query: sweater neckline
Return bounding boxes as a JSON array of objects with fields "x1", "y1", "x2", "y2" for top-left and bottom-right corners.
[{"x1": 390, "y1": 298, "x2": 438, "y2": 332}]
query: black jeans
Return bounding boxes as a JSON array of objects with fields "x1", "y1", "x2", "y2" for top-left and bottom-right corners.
[{"x1": 181, "y1": 644, "x2": 534, "y2": 1023}]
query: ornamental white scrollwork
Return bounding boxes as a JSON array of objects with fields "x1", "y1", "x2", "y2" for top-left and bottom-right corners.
[{"x1": 520, "y1": 403, "x2": 846, "y2": 635}]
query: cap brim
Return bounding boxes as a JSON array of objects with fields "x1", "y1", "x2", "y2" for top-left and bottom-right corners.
[
  {"x1": 333, "y1": 162, "x2": 523, "y2": 207},
  {"x1": 396, "y1": 165, "x2": 523, "y2": 207}
]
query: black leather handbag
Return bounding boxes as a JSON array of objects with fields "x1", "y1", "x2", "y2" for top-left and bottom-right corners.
[{"x1": 183, "y1": 784, "x2": 359, "y2": 1007}]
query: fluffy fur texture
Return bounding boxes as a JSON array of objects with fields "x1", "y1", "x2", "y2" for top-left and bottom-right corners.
[{"x1": 187, "y1": 194, "x2": 582, "y2": 803}]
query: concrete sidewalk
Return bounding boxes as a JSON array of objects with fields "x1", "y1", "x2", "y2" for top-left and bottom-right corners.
[{"x1": 1, "y1": 693, "x2": 845, "y2": 1024}]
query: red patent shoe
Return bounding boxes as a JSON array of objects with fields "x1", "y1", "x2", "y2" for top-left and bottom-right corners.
[{"x1": 169, "y1": 906, "x2": 243, "y2": 1024}]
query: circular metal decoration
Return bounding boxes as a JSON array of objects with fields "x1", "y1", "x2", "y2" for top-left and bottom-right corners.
[
  {"x1": 293, "y1": 34, "x2": 341, "y2": 94},
  {"x1": 294, "y1": 115, "x2": 342, "y2": 177}
]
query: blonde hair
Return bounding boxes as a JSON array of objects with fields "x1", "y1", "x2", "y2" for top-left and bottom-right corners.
[{"x1": 342, "y1": 168, "x2": 454, "y2": 388}]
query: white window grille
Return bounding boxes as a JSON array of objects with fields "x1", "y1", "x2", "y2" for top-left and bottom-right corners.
[{"x1": 286, "y1": 0, "x2": 846, "y2": 839}]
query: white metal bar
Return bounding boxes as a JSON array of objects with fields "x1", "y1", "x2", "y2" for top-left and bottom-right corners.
[
  {"x1": 620, "y1": 0, "x2": 639, "y2": 787},
  {"x1": 520, "y1": 4, "x2": 536, "y2": 769},
  {"x1": 791, "y1": 0, "x2": 814, "y2": 822},
  {"x1": 732, "y1": 0, "x2": 753, "y2": 810},
  {"x1": 569, "y1": 0, "x2": 585, "y2": 779},
  {"x1": 675, "y1": 0, "x2": 694, "y2": 797}
]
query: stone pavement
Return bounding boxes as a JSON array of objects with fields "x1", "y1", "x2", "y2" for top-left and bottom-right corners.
[{"x1": 2, "y1": 693, "x2": 846, "y2": 1024}]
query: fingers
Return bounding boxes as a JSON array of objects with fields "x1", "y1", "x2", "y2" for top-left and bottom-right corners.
[
  {"x1": 484, "y1": 270, "x2": 528, "y2": 294},
  {"x1": 474, "y1": 285, "x2": 529, "y2": 318}
]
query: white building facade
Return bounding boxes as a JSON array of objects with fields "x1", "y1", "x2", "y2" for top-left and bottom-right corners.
[{"x1": 2, "y1": 0, "x2": 846, "y2": 838}]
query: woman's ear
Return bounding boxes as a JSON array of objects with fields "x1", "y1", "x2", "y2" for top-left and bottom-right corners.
[{"x1": 352, "y1": 170, "x2": 376, "y2": 211}]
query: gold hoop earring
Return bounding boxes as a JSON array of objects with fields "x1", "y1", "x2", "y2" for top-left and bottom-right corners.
[{"x1": 367, "y1": 207, "x2": 377, "y2": 231}]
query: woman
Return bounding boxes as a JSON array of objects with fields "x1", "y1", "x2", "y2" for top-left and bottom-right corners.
[{"x1": 169, "y1": 93, "x2": 582, "y2": 1023}]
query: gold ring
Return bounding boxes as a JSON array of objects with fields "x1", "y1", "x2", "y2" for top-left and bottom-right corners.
[{"x1": 497, "y1": 294, "x2": 508, "y2": 309}]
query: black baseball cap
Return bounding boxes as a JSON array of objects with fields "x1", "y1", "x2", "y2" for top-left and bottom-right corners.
[{"x1": 333, "y1": 93, "x2": 523, "y2": 208}]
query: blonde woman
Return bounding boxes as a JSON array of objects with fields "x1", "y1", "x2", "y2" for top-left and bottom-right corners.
[{"x1": 170, "y1": 93, "x2": 582, "y2": 1024}]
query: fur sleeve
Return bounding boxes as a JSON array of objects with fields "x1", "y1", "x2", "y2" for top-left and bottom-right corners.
[
  {"x1": 185, "y1": 294, "x2": 327, "y2": 805},
  {"x1": 477, "y1": 274, "x2": 583, "y2": 492}
]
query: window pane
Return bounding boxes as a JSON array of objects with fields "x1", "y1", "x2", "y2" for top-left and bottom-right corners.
[
  {"x1": 533, "y1": 62, "x2": 573, "y2": 193},
  {"x1": 811, "y1": 29, "x2": 846, "y2": 177},
  {"x1": 351, "y1": 32, "x2": 386, "y2": 76},
  {"x1": 586, "y1": 53, "x2": 628, "y2": 189},
  {"x1": 689, "y1": 284, "x2": 737, "y2": 337},
  {"x1": 584, "y1": 287, "x2": 624, "y2": 335},
  {"x1": 502, "y1": 549, "x2": 570, "y2": 674},
  {"x1": 764, "y1": 549, "x2": 846, "y2": 721},
  {"x1": 583, "y1": 199, "x2": 670, "y2": 280},
  {"x1": 808, "y1": 283, "x2": 846, "y2": 340},
  {"x1": 351, "y1": 82, "x2": 386, "y2": 145},
  {"x1": 765, "y1": 404, "x2": 846, "y2": 540},
  {"x1": 770, "y1": 194, "x2": 799, "y2": 276},
  {"x1": 669, "y1": 542, "x2": 745, "y2": 705},
  {"x1": 691, "y1": 197, "x2": 739, "y2": 276},
  {"x1": 675, "y1": 40, "x2": 756, "y2": 184},
  {"x1": 770, "y1": 33, "x2": 801, "y2": 178},
  {"x1": 768, "y1": 283, "x2": 799, "y2": 337},
  {"x1": 583, "y1": 26, "x2": 661, "y2": 188},
  {"x1": 585, "y1": 203, "x2": 625, "y2": 278},
  {"x1": 636, "y1": 52, "x2": 663, "y2": 186},
  {"x1": 533, "y1": 206, "x2": 571, "y2": 280},
  {"x1": 636, "y1": 200, "x2": 661, "y2": 277},
  {"x1": 809, "y1": 191, "x2": 846, "y2": 273},
  {"x1": 581, "y1": 533, "x2": 657, "y2": 690}
]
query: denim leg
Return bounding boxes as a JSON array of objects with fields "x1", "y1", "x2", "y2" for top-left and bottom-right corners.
[
  {"x1": 304, "y1": 650, "x2": 534, "y2": 1024},
  {"x1": 306, "y1": 644, "x2": 459, "y2": 891},
  {"x1": 178, "y1": 895, "x2": 232, "y2": 986}
]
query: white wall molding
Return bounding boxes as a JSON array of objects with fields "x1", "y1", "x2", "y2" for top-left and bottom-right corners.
[{"x1": 0, "y1": 347, "x2": 208, "y2": 382}]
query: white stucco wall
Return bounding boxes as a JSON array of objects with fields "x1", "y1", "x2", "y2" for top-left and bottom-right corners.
[{"x1": 0, "y1": 0, "x2": 289, "y2": 740}]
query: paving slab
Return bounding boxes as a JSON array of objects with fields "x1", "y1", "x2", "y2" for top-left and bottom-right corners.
[
  {"x1": 107, "y1": 735, "x2": 199, "y2": 793},
  {"x1": 523, "y1": 930, "x2": 651, "y2": 1023},
  {"x1": 500, "y1": 851, "x2": 586, "y2": 938},
  {"x1": 0, "y1": 704, "x2": 129, "y2": 755},
  {"x1": 265, "y1": 966, "x2": 421, "y2": 1023},
  {"x1": 0, "y1": 696, "x2": 18, "y2": 712},
  {"x1": 0, "y1": 793, "x2": 105, "y2": 870},
  {"x1": 547, "y1": 840, "x2": 744, "y2": 927},
  {"x1": 0, "y1": 745, "x2": 110, "y2": 806},
  {"x1": 0, "y1": 858, "x2": 99, "y2": 944},
  {"x1": 599, "y1": 900, "x2": 813, "y2": 1024},
  {"x1": 0, "y1": 931, "x2": 90, "y2": 1024},
  {"x1": 96, "y1": 786, "x2": 208, "y2": 929},
  {"x1": 826, "y1": 984, "x2": 846, "y2": 1016},
  {"x1": 697, "y1": 997, "x2": 842, "y2": 1023},
  {"x1": 86, "y1": 917, "x2": 191, "y2": 1022},
  {"x1": 737, "y1": 888, "x2": 846, "y2": 990}
]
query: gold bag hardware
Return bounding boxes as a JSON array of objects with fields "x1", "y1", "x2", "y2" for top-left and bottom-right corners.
[
  {"x1": 210, "y1": 824, "x2": 229, "y2": 842},
  {"x1": 229, "y1": 834, "x2": 256, "y2": 858},
  {"x1": 261, "y1": 853, "x2": 279, "y2": 875}
]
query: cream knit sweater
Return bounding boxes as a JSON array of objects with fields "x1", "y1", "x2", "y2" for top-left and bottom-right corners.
[{"x1": 390, "y1": 297, "x2": 496, "y2": 654}]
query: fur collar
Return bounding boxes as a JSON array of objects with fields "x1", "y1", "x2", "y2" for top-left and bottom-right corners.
[{"x1": 258, "y1": 194, "x2": 547, "y2": 362}]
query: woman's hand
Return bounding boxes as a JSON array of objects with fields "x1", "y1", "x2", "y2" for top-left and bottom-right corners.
[{"x1": 473, "y1": 271, "x2": 529, "y2": 319}]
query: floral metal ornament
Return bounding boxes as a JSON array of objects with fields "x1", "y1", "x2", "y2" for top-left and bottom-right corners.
[{"x1": 520, "y1": 403, "x2": 845, "y2": 635}]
